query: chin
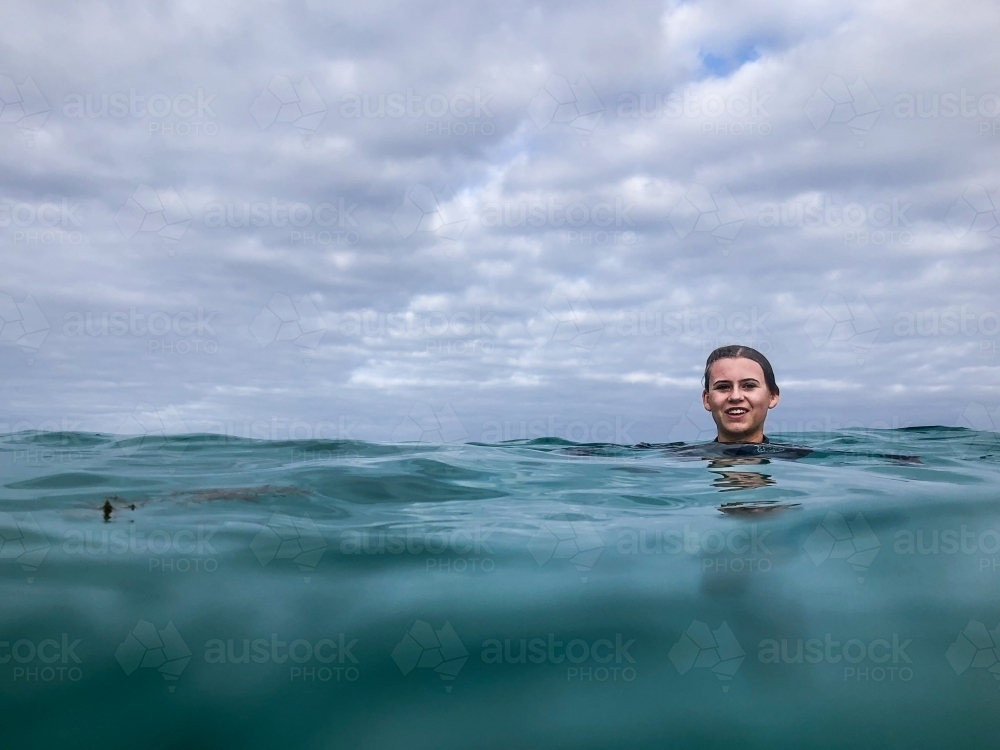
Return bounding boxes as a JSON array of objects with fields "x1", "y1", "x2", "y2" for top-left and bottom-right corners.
[{"x1": 719, "y1": 422, "x2": 763, "y2": 441}]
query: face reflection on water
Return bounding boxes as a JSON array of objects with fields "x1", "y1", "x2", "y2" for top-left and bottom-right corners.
[
  {"x1": 711, "y1": 470, "x2": 775, "y2": 492},
  {"x1": 706, "y1": 457, "x2": 774, "y2": 492}
]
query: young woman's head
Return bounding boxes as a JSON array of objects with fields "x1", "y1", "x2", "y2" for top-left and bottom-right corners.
[{"x1": 701, "y1": 345, "x2": 779, "y2": 443}]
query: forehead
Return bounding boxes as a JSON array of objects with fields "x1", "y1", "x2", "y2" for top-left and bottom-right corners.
[{"x1": 708, "y1": 356, "x2": 766, "y2": 383}]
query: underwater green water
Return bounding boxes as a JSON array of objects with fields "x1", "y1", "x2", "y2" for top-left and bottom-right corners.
[{"x1": 2, "y1": 427, "x2": 1000, "y2": 748}]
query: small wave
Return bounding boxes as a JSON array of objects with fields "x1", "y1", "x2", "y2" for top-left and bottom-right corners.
[{"x1": 6, "y1": 472, "x2": 113, "y2": 490}]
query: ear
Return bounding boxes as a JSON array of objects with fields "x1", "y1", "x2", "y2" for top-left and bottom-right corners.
[
  {"x1": 768, "y1": 391, "x2": 779, "y2": 409},
  {"x1": 702, "y1": 390, "x2": 711, "y2": 411}
]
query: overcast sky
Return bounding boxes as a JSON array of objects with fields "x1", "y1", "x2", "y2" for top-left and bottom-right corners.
[{"x1": 1, "y1": 0, "x2": 999, "y2": 444}]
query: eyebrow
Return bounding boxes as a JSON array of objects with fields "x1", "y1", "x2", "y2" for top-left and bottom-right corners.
[{"x1": 711, "y1": 377, "x2": 761, "y2": 386}]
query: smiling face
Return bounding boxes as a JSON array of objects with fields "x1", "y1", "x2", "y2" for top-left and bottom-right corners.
[{"x1": 702, "y1": 356, "x2": 780, "y2": 443}]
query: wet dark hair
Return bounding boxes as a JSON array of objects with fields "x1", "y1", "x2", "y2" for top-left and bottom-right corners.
[{"x1": 703, "y1": 345, "x2": 779, "y2": 395}]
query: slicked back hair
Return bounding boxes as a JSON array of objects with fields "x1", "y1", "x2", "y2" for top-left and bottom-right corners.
[{"x1": 703, "y1": 345, "x2": 779, "y2": 395}]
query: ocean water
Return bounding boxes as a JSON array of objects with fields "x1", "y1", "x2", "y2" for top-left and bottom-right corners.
[{"x1": 2, "y1": 427, "x2": 1000, "y2": 748}]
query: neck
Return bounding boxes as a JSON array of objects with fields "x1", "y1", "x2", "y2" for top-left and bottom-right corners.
[{"x1": 717, "y1": 428, "x2": 766, "y2": 444}]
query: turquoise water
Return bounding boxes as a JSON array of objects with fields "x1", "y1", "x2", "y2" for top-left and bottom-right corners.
[{"x1": 2, "y1": 427, "x2": 1000, "y2": 748}]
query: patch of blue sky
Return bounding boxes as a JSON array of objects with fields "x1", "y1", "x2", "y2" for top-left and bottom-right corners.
[{"x1": 699, "y1": 43, "x2": 763, "y2": 78}]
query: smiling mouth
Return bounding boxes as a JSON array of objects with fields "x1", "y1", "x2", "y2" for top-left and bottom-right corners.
[{"x1": 724, "y1": 408, "x2": 749, "y2": 418}]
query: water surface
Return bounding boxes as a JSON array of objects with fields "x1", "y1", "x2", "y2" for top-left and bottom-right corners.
[{"x1": 2, "y1": 427, "x2": 1000, "y2": 748}]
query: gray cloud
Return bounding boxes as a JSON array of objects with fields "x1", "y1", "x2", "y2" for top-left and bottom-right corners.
[{"x1": 1, "y1": 0, "x2": 999, "y2": 443}]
